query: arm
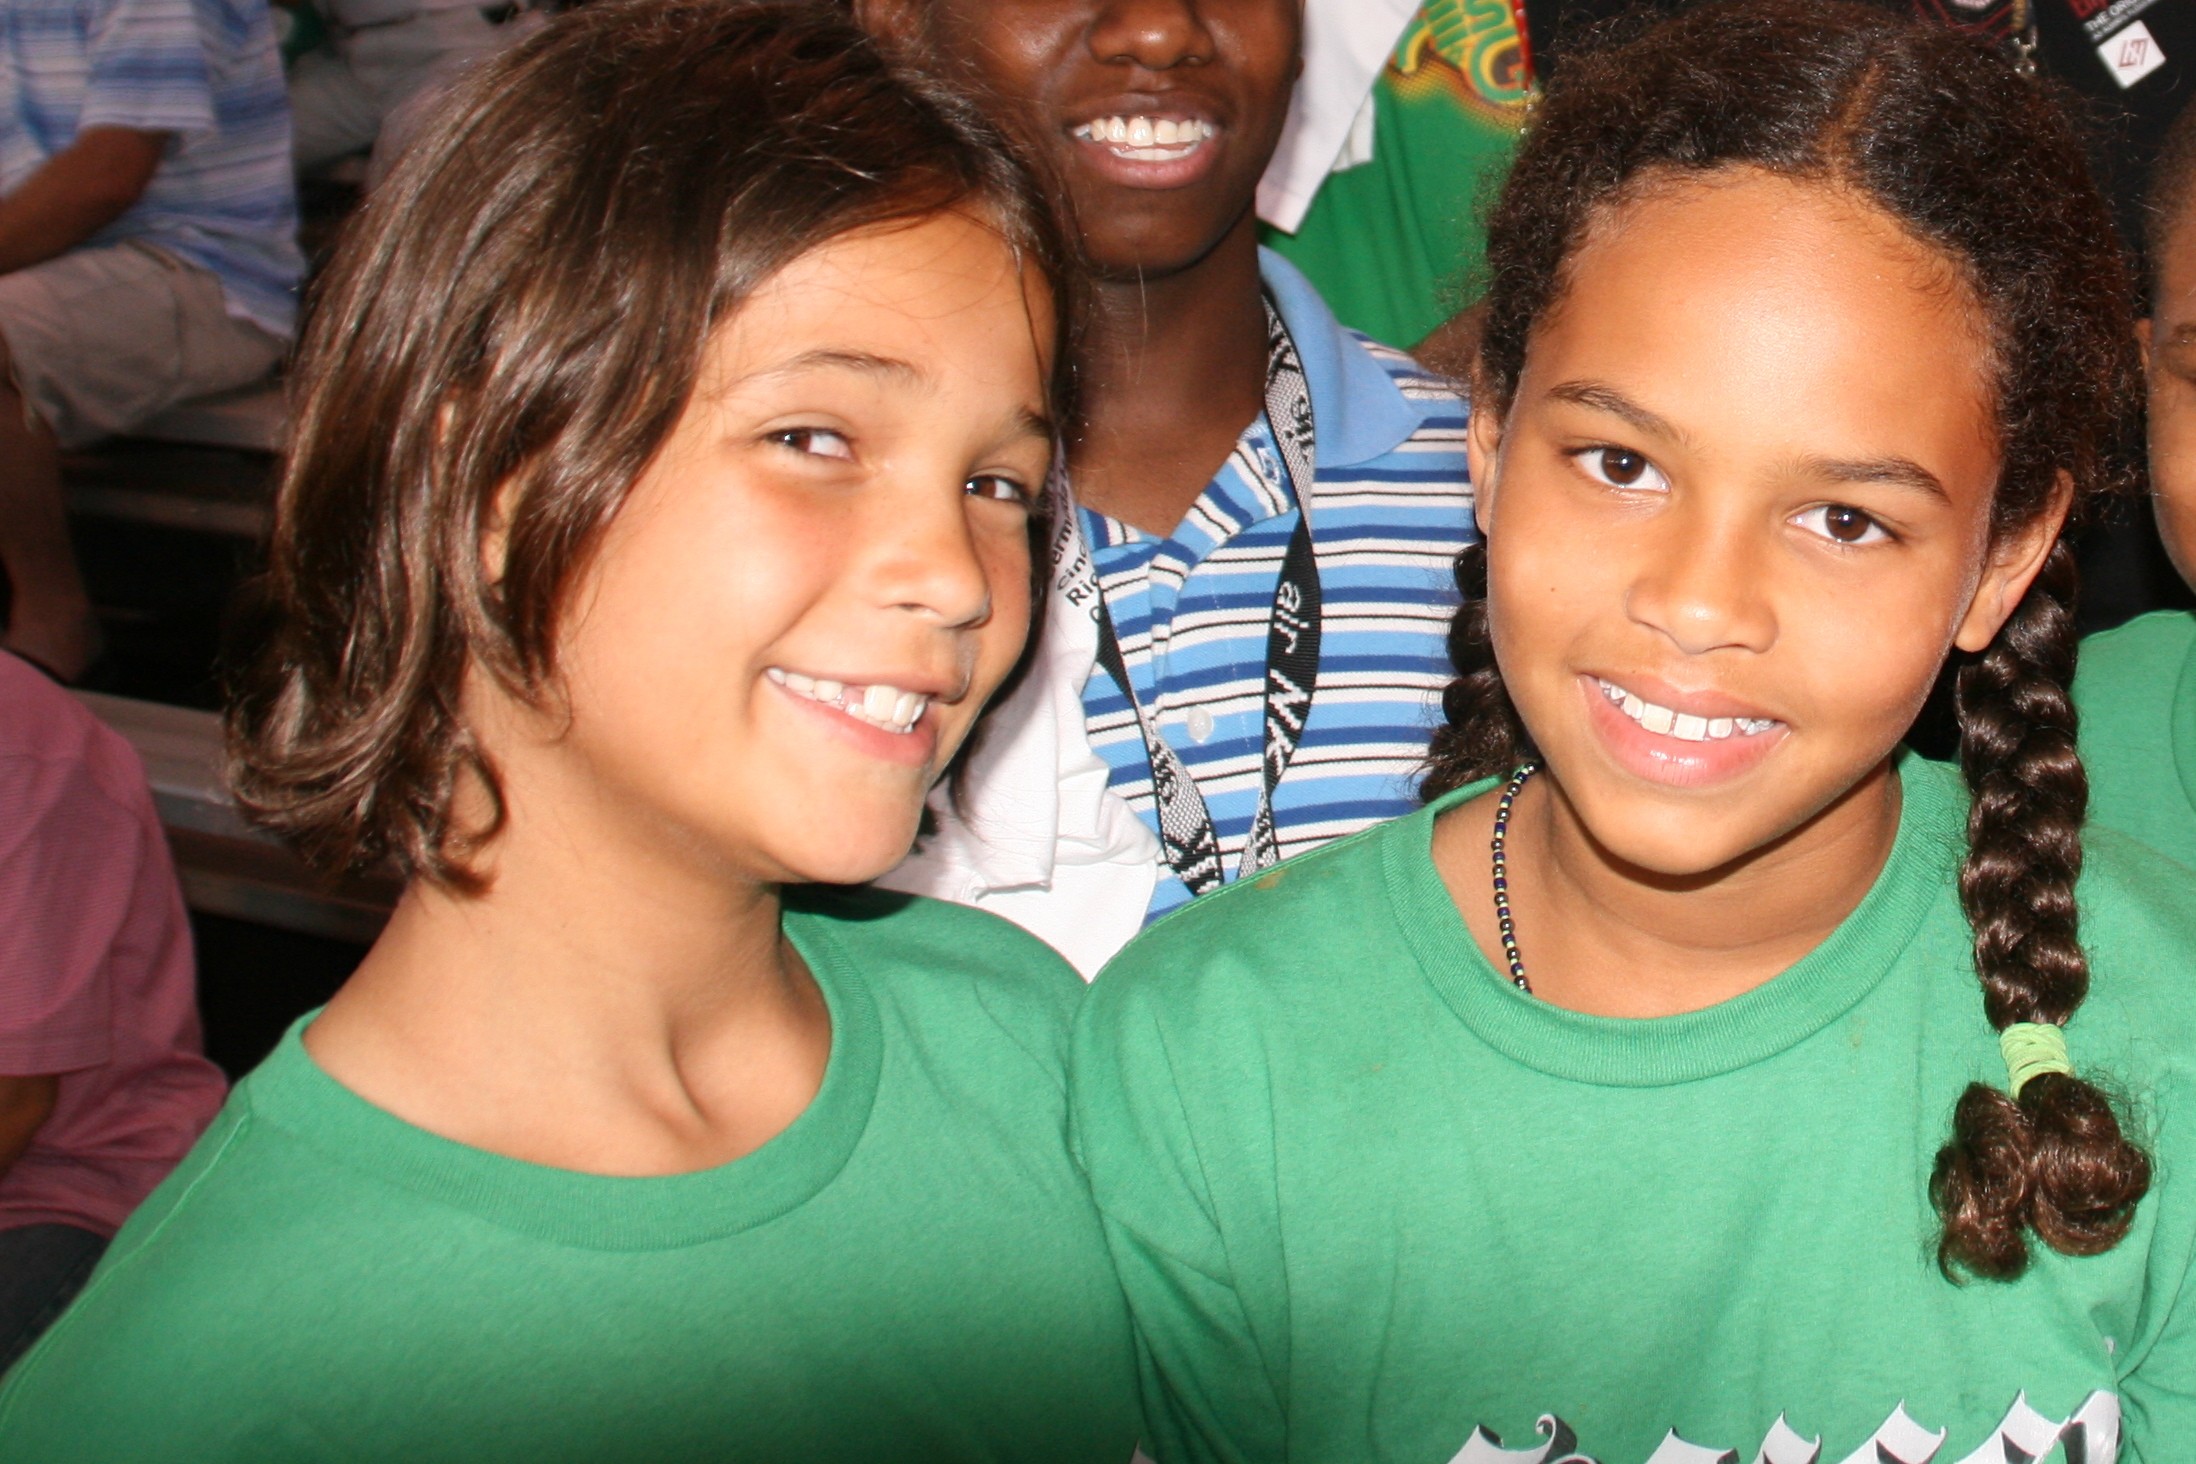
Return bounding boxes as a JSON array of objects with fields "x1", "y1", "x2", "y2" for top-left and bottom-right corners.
[
  {"x1": 0, "y1": 127, "x2": 170, "y2": 275},
  {"x1": 0, "y1": 1075, "x2": 58, "y2": 1176},
  {"x1": 1069, "y1": 982, "x2": 1289, "y2": 1464}
]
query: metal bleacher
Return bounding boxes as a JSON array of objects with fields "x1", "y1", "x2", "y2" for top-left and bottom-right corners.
[{"x1": 63, "y1": 379, "x2": 398, "y2": 946}]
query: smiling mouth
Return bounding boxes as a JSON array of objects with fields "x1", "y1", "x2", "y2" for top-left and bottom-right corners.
[
  {"x1": 767, "y1": 667, "x2": 931, "y2": 736},
  {"x1": 1071, "y1": 114, "x2": 1216, "y2": 162},
  {"x1": 1593, "y1": 677, "x2": 1783, "y2": 742}
]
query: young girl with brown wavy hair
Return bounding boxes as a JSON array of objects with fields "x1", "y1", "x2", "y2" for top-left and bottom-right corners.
[
  {"x1": 0, "y1": 1, "x2": 1141, "y2": 1457},
  {"x1": 1070, "y1": 4, "x2": 2196, "y2": 1459}
]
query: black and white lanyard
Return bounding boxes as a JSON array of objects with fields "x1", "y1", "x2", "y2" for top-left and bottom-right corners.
[{"x1": 1073, "y1": 295, "x2": 1321, "y2": 897}]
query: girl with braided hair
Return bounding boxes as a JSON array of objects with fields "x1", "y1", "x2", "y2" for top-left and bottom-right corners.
[{"x1": 1069, "y1": 3, "x2": 2196, "y2": 1460}]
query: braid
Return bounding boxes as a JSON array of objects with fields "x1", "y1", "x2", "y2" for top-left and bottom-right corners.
[
  {"x1": 1932, "y1": 541, "x2": 2151, "y2": 1278},
  {"x1": 1421, "y1": 542, "x2": 1530, "y2": 800}
]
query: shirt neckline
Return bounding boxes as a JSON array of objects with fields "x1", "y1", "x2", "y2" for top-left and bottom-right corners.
[
  {"x1": 1384, "y1": 752, "x2": 1959, "y2": 1087},
  {"x1": 246, "y1": 903, "x2": 883, "y2": 1250}
]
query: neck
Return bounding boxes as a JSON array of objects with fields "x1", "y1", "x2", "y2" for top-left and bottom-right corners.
[
  {"x1": 305, "y1": 761, "x2": 831, "y2": 1174},
  {"x1": 1446, "y1": 760, "x2": 1903, "y2": 1018},
  {"x1": 1070, "y1": 211, "x2": 1270, "y2": 534}
]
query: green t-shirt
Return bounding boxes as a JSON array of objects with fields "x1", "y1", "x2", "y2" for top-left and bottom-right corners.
[
  {"x1": 0, "y1": 888, "x2": 1141, "y2": 1463},
  {"x1": 1071, "y1": 754, "x2": 2196, "y2": 1463},
  {"x1": 2076, "y1": 610, "x2": 2196, "y2": 874},
  {"x1": 1260, "y1": 1, "x2": 1531, "y2": 350}
]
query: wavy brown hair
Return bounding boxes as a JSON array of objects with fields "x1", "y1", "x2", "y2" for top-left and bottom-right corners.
[
  {"x1": 228, "y1": 0, "x2": 1077, "y2": 891},
  {"x1": 1422, "y1": 0, "x2": 2148, "y2": 1280}
]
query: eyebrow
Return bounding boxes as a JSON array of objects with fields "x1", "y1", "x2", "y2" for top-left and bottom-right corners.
[
  {"x1": 745, "y1": 347, "x2": 1054, "y2": 446},
  {"x1": 751, "y1": 348, "x2": 928, "y2": 385},
  {"x1": 1545, "y1": 380, "x2": 1687, "y2": 444},
  {"x1": 1800, "y1": 453, "x2": 1949, "y2": 501}
]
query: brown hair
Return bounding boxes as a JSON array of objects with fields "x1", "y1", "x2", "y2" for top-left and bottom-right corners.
[
  {"x1": 1423, "y1": 0, "x2": 2149, "y2": 1280},
  {"x1": 228, "y1": 0, "x2": 1077, "y2": 889}
]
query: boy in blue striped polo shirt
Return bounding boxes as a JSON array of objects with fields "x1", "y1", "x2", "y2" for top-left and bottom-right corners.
[
  {"x1": 0, "y1": 0, "x2": 303, "y2": 683},
  {"x1": 868, "y1": 0, "x2": 1476, "y2": 972}
]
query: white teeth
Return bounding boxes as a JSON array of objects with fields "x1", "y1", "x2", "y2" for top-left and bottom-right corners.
[
  {"x1": 1594, "y1": 678, "x2": 1780, "y2": 741},
  {"x1": 769, "y1": 670, "x2": 932, "y2": 735},
  {"x1": 1074, "y1": 116, "x2": 1215, "y2": 154}
]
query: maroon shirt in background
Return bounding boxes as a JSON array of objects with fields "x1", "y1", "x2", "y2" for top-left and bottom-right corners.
[{"x1": 0, "y1": 652, "x2": 224, "y2": 1235}]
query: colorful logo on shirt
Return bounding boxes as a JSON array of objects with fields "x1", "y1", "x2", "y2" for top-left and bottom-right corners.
[
  {"x1": 1443, "y1": 1389, "x2": 2118, "y2": 1464},
  {"x1": 1391, "y1": 0, "x2": 1534, "y2": 127}
]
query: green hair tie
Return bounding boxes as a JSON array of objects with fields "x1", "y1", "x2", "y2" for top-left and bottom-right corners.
[{"x1": 2000, "y1": 1021, "x2": 2074, "y2": 1098}]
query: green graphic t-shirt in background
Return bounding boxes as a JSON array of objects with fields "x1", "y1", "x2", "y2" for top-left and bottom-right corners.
[
  {"x1": 1071, "y1": 755, "x2": 2196, "y2": 1463},
  {"x1": 2076, "y1": 610, "x2": 2196, "y2": 873},
  {"x1": 0, "y1": 889, "x2": 1141, "y2": 1463},
  {"x1": 1260, "y1": 0, "x2": 1531, "y2": 351}
]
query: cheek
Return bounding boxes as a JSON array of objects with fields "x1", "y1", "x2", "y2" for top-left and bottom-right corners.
[
  {"x1": 1483, "y1": 488, "x2": 1627, "y2": 672},
  {"x1": 973, "y1": 529, "x2": 1035, "y2": 682}
]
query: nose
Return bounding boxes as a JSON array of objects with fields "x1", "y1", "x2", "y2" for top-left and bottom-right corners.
[
  {"x1": 870, "y1": 484, "x2": 997, "y2": 635},
  {"x1": 1088, "y1": 0, "x2": 1216, "y2": 72},
  {"x1": 1622, "y1": 500, "x2": 1778, "y2": 657}
]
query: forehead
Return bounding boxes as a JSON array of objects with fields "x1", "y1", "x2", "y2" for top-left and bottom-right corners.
[
  {"x1": 708, "y1": 212, "x2": 1056, "y2": 395},
  {"x1": 1530, "y1": 170, "x2": 1994, "y2": 433}
]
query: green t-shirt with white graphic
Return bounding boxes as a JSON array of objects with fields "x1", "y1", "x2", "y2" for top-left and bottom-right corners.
[
  {"x1": 2076, "y1": 610, "x2": 2196, "y2": 875},
  {"x1": 0, "y1": 888, "x2": 1141, "y2": 1463},
  {"x1": 1071, "y1": 754, "x2": 2196, "y2": 1464}
]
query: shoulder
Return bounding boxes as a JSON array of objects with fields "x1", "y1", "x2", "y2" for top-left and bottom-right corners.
[
  {"x1": 0, "y1": 1096, "x2": 332, "y2": 1455},
  {"x1": 2076, "y1": 611, "x2": 2196, "y2": 709},
  {"x1": 795, "y1": 885, "x2": 1088, "y2": 1068},
  {"x1": 1082, "y1": 812, "x2": 1418, "y2": 1039},
  {"x1": 2057, "y1": 829, "x2": 2196, "y2": 1126},
  {"x1": 0, "y1": 656, "x2": 152, "y2": 844}
]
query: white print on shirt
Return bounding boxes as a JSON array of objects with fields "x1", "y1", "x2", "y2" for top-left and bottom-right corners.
[{"x1": 1443, "y1": 1389, "x2": 2119, "y2": 1464}]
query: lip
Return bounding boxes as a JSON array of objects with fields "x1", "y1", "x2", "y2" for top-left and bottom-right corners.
[
  {"x1": 1577, "y1": 672, "x2": 1789, "y2": 790},
  {"x1": 1063, "y1": 95, "x2": 1226, "y2": 191},
  {"x1": 770, "y1": 676, "x2": 942, "y2": 769}
]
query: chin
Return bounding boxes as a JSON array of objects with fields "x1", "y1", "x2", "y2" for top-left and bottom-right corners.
[
  {"x1": 1559, "y1": 775, "x2": 1785, "y2": 883},
  {"x1": 773, "y1": 822, "x2": 926, "y2": 889}
]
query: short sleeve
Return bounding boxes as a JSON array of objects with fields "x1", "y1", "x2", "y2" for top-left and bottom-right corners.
[
  {"x1": 80, "y1": 0, "x2": 218, "y2": 139},
  {"x1": 1069, "y1": 977, "x2": 1288, "y2": 1464},
  {"x1": 0, "y1": 751, "x2": 136, "y2": 1074}
]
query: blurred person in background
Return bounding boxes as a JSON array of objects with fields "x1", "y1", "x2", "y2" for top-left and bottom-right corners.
[
  {"x1": 0, "y1": 650, "x2": 225, "y2": 1370},
  {"x1": 282, "y1": 0, "x2": 543, "y2": 183},
  {"x1": 0, "y1": 0, "x2": 303, "y2": 685}
]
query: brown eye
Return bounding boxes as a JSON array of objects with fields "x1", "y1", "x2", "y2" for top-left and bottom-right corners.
[
  {"x1": 1579, "y1": 447, "x2": 1664, "y2": 490},
  {"x1": 1601, "y1": 449, "x2": 1648, "y2": 485},
  {"x1": 1823, "y1": 505, "x2": 1873, "y2": 542}
]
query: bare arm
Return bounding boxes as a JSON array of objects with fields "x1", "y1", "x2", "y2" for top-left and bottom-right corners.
[
  {"x1": 0, "y1": 127, "x2": 169, "y2": 276},
  {"x1": 0, "y1": 1075, "x2": 59, "y2": 1177}
]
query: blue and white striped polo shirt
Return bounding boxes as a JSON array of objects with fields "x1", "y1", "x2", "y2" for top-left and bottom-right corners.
[
  {"x1": 1080, "y1": 250, "x2": 1475, "y2": 922},
  {"x1": 0, "y1": 0, "x2": 303, "y2": 338}
]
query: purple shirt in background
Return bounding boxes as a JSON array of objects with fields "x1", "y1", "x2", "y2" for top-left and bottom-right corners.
[{"x1": 0, "y1": 652, "x2": 224, "y2": 1235}]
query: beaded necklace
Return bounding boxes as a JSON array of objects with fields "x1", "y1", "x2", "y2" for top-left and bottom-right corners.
[{"x1": 1488, "y1": 762, "x2": 1538, "y2": 994}]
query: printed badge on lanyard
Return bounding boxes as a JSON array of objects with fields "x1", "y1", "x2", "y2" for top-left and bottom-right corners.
[{"x1": 1064, "y1": 295, "x2": 1321, "y2": 897}]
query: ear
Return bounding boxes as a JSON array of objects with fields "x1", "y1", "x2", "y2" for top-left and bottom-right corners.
[
  {"x1": 2139, "y1": 315, "x2": 2154, "y2": 375},
  {"x1": 853, "y1": 0, "x2": 922, "y2": 47},
  {"x1": 480, "y1": 478, "x2": 517, "y2": 587},
  {"x1": 1466, "y1": 395, "x2": 1503, "y2": 535},
  {"x1": 1952, "y1": 472, "x2": 2072, "y2": 653}
]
